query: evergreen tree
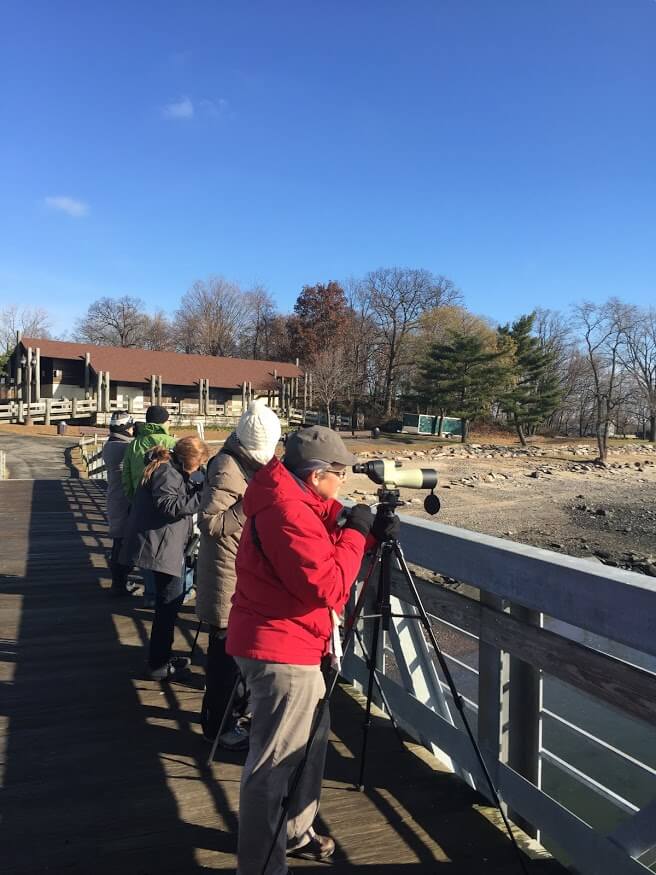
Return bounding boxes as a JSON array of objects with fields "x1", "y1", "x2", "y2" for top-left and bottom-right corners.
[
  {"x1": 498, "y1": 313, "x2": 561, "y2": 446},
  {"x1": 420, "y1": 331, "x2": 511, "y2": 442}
]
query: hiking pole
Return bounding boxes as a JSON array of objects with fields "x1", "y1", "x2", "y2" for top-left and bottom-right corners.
[
  {"x1": 207, "y1": 674, "x2": 242, "y2": 766},
  {"x1": 189, "y1": 619, "x2": 203, "y2": 662}
]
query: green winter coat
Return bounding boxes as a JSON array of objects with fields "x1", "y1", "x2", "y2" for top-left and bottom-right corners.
[{"x1": 121, "y1": 422, "x2": 177, "y2": 499}]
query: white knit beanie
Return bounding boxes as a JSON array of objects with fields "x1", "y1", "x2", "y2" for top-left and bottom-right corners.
[{"x1": 236, "y1": 399, "x2": 281, "y2": 466}]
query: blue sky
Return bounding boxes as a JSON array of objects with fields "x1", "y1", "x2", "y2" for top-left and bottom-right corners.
[{"x1": 1, "y1": 0, "x2": 654, "y2": 335}]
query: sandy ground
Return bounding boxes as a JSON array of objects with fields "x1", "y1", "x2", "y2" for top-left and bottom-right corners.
[{"x1": 339, "y1": 436, "x2": 656, "y2": 574}]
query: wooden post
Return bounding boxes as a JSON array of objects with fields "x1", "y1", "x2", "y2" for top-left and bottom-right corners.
[
  {"x1": 34, "y1": 347, "x2": 41, "y2": 402},
  {"x1": 507, "y1": 603, "x2": 542, "y2": 837},
  {"x1": 199, "y1": 379, "x2": 204, "y2": 414},
  {"x1": 205, "y1": 379, "x2": 210, "y2": 414},
  {"x1": 26, "y1": 347, "x2": 33, "y2": 408},
  {"x1": 477, "y1": 593, "x2": 510, "y2": 794},
  {"x1": 308, "y1": 372, "x2": 313, "y2": 407},
  {"x1": 105, "y1": 371, "x2": 111, "y2": 411},
  {"x1": 248, "y1": 381, "x2": 252, "y2": 403},
  {"x1": 303, "y1": 373, "x2": 308, "y2": 413},
  {"x1": 44, "y1": 398, "x2": 52, "y2": 426},
  {"x1": 157, "y1": 375, "x2": 163, "y2": 405},
  {"x1": 84, "y1": 352, "x2": 91, "y2": 398},
  {"x1": 16, "y1": 358, "x2": 23, "y2": 402},
  {"x1": 72, "y1": 397, "x2": 78, "y2": 419},
  {"x1": 128, "y1": 395, "x2": 135, "y2": 414},
  {"x1": 97, "y1": 371, "x2": 104, "y2": 412},
  {"x1": 241, "y1": 381, "x2": 246, "y2": 410}
]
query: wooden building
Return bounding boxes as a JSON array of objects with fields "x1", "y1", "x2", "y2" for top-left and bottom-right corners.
[{"x1": 5, "y1": 336, "x2": 308, "y2": 424}]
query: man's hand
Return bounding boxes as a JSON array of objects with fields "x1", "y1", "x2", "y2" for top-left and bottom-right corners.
[{"x1": 343, "y1": 503, "x2": 374, "y2": 537}]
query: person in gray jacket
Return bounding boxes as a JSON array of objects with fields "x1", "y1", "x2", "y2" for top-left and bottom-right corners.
[
  {"x1": 101, "y1": 411, "x2": 135, "y2": 597},
  {"x1": 196, "y1": 399, "x2": 281, "y2": 746},
  {"x1": 122, "y1": 436, "x2": 210, "y2": 680}
]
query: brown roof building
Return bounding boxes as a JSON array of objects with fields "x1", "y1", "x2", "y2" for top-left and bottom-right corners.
[{"x1": 7, "y1": 336, "x2": 305, "y2": 422}]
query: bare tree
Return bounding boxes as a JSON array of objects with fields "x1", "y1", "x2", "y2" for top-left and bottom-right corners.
[
  {"x1": 143, "y1": 311, "x2": 174, "y2": 351},
  {"x1": 241, "y1": 286, "x2": 279, "y2": 359},
  {"x1": 173, "y1": 277, "x2": 247, "y2": 357},
  {"x1": 618, "y1": 307, "x2": 656, "y2": 441},
  {"x1": 1, "y1": 304, "x2": 52, "y2": 354},
  {"x1": 360, "y1": 268, "x2": 461, "y2": 415},
  {"x1": 310, "y1": 345, "x2": 351, "y2": 428},
  {"x1": 574, "y1": 299, "x2": 633, "y2": 461},
  {"x1": 75, "y1": 296, "x2": 149, "y2": 347}
]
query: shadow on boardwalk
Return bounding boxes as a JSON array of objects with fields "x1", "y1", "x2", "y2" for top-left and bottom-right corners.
[{"x1": 0, "y1": 479, "x2": 565, "y2": 874}]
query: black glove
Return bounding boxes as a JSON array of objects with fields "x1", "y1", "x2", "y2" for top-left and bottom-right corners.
[
  {"x1": 371, "y1": 512, "x2": 400, "y2": 543},
  {"x1": 344, "y1": 503, "x2": 374, "y2": 537}
]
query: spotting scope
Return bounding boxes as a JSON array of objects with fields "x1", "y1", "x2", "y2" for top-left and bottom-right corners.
[{"x1": 352, "y1": 459, "x2": 438, "y2": 491}]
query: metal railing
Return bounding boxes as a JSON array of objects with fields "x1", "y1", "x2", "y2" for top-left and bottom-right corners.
[{"x1": 341, "y1": 513, "x2": 656, "y2": 874}]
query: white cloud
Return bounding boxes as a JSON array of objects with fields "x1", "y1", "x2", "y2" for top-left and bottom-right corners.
[
  {"x1": 161, "y1": 96, "x2": 194, "y2": 120},
  {"x1": 44, "y1": 196, "x2": 89, "y2": 218}
]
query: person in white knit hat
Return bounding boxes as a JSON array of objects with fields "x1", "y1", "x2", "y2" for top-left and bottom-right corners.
[{"x1": 195, "y1": 399, "x2": 281, "y2": 748}]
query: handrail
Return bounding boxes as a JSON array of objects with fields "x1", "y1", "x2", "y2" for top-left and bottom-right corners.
[{"x1": 340, "y1": 512, "x2": 656, "y2": 875}]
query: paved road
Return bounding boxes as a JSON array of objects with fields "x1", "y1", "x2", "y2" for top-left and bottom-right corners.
[{"x1": 0, "y1": 434, "x2": 77, "y2": 479}]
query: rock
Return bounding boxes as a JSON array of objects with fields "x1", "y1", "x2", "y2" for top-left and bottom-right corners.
[
  {"x1": 528, "y1": 471, "x2": 540, "y2": 479},
  {"x1": 595, "y1": 508, "x2": 609, "y2": 516}
]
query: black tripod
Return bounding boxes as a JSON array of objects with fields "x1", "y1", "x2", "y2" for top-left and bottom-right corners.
[{"x1": 261, "y1": 488, "x2": 530, "y2": 875}]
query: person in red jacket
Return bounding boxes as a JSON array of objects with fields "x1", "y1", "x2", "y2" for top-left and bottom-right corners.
[{"x1": 226, "y1": 426, "x2": 398, "y2": 875}]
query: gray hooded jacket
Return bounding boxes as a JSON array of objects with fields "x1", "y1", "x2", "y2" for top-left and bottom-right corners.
[{"x1": 101, "y1": 432, "x2": 132, "y2": 538}]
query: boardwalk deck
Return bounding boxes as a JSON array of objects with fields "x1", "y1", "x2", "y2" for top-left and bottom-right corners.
[{"x1": 0, "y1": 479, "x2": 564, "y2": 874}]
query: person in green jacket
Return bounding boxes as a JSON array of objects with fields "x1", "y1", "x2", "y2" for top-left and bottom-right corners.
[
  {"x1": 122, "y1": 406, "x2": 177, "y2": 500},
  {"x1": 121, "y1": 406, "x2": 177, "y2": 607}
]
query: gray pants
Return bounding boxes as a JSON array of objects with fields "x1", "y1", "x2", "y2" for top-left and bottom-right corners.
[{"x1": 235, "y1": 657, "x2": 330, "y2": 875}]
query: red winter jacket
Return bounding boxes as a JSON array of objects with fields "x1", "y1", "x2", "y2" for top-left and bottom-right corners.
[{"x1": 226, "y1": 457, "x2": 367, "y2": 665}]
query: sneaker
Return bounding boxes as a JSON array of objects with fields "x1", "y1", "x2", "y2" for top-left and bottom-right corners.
[
  {"x1": 143, "y1": 595, "x2": 156, "y2": 609},
  {"x1": 150, "y1": 657, "x2": 191, "y2": 681},
  {"x1": 109, "y1": 585, "x2": 138, "y2": 598},
  {"x1": 218, "y1": 724, "x2": 250, "y2": 751},
  {"x1": 287, "y1": 829, "x2": 335, "y2": 861}
]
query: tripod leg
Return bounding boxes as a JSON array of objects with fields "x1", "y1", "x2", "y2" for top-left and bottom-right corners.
[
  {"x1": 356, "y1": 610, "x2": 383, "y2": 791},
  {"x1": 207, "y1": 674, "x2": 241, "y2": 766},
  {"x1": 354, "y1": 625, "x2": 405, "y2": 745},
  {"x1": 189, "y1": 618, "x2": 202, "y2": 662}
]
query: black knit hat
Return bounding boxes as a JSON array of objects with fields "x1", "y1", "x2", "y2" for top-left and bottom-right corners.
[{"x1": 146, "y1": 405, "x2": 169, "y2": 424}]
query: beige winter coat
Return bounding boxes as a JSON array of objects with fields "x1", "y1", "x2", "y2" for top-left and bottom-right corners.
[{"x1": 195, "y1": 433, "x2": 260, "y2": 629}]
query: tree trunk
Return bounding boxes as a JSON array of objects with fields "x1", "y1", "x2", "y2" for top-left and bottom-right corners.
[
  {"x1": 436, "y1": 412, "x2": 444, "y2": 437},
  {"x1": 650, "y1": 413, "x2": 656, "y2": 443},
  {"x1": 514, "y1": 415, "x2": 527, "y2": 447},
  {"x1": 326, "y1": 402, "x2": 332, "y2": 429},
  {"x1": 460, "y1": 418, "x2": 469, "y2": 443}
]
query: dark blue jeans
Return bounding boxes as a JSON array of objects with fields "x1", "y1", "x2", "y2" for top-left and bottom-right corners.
[{"x1": 149, "y1": 571, "x2": 185, "y2": 670}]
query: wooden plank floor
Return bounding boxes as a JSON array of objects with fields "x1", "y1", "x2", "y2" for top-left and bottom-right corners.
[{"x1": 0, "y1": 479, "x2": 565, "y2": 874}]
